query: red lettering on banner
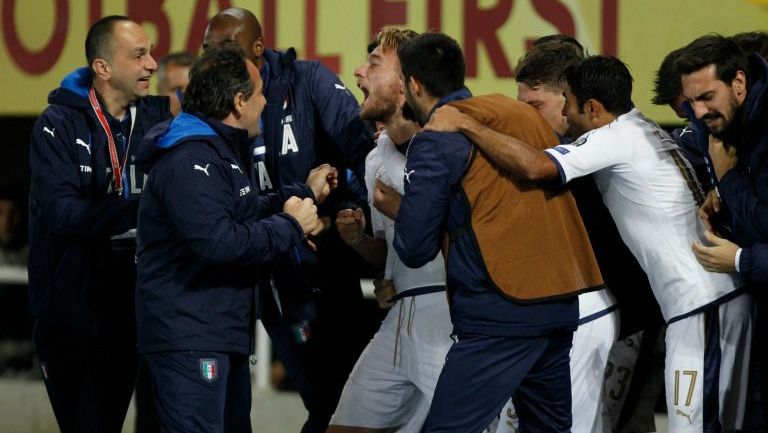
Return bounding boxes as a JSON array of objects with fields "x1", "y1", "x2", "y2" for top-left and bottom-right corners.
[
  {"x1": 185, "y1": 0, "x2": 232, "y2": 54},
  {"x1": 369, "y1": 0, "x2": 407, "y2": 36},
  {"x1": 463, "y1": 0, "x2": 514, "y2": 78},
  {"x1": 304, "y1": 0, "x2": 341, "y2": 73},
  {"x1": 602, "y1": 0, "x2": 618, "y2": 56},
  {"x1": 263, "y1": 0, "x2": 276, "y2": 46},
  {"x1": 527, "y1": 0, "x2": 574, "y2": 50},
  {"x1": 89, "y1": 0, "x2": 101, "y2": 26},
  {"x1": 2, "y1": 0, "x2": 68, "y2": 74},
  {"x1": 129, "y1": 0, "x2": 171, "y2": 59},
  {"x1": 427, "y1": 0, "x2": 442, "y2": 31}
]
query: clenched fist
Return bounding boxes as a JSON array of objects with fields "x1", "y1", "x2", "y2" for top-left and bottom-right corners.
[{"x1": 284, "y1": 196, "x2": 321, "y2": 235}]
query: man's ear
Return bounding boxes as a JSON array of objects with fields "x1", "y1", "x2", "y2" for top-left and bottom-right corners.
[
  {"x1": 233, "y1": 92, "x2": 246, "y2": 118},
  {"x1": 92, "y1": 58, "x2": 111, "y2": 81},
  {"x1": 585, "y1": 98, "x2": 604, "y2": 120},
  {"x1": 407, "y1": 75, "x2": 422, "y2": 97},
  {"x1": 732, "y1": 70, "x2": 747, "y2": 102},
  {"x1": 251, "y1": 36, "x2": 265, "y2": 60}
]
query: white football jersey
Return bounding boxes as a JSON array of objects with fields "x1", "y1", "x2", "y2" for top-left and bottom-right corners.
[
  {"x1": 545, "y1": 109, "x2": 744, "y2": 322},
  {"x1": 365, "y1": 132, "x2": 446, "y2": 293}
]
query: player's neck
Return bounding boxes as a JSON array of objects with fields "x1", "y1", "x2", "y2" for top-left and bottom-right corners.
[
  {"x1": 93, "y1": 81, "x2": 133, "y2": 120},
  {"x1": 384, "y1": 112, "x2": 420, "y2": 145}
]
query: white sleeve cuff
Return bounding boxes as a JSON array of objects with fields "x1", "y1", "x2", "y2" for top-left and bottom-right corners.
[{"x1": 735, "y1": 248, "x2": 743, "y2": 273}]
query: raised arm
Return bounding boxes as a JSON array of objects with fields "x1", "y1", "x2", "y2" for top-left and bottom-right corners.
[{"x1": 424, "y1": 105, "x2": 558, "y2": 181}]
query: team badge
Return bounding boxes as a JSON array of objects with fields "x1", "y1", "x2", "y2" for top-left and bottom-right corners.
[
  {"x1": 199, "y1": 358, "x2": 218, "y2": 382},
  {"x1": 573, "y1": 136, "x2": 588, "y2": 146}
]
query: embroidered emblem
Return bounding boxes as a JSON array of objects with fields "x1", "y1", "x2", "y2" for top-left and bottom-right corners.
[{"x1": 200, "y1": 358, "x2": 218, "y2": 382}]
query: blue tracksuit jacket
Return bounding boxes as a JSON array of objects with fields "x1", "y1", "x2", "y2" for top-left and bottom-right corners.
[
  {"x1": 135, "y1": 113, "x2": 314, "y2": 354},
  {"x1": 28, "y1": 67, "x2": 170, "y2": 333}
]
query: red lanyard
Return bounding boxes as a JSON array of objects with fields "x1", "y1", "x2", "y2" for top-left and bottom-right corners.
[{"x1": 88, "y1": 87, "x2": 127, "y2": 195}]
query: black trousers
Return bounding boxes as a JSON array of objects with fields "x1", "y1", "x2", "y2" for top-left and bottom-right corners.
[
  {"x1": 33, "y1": 246, "x2": 140, "y2": 433},
  {"x1": 34, "y1": 320, "x2": 139, "y2": 433}
]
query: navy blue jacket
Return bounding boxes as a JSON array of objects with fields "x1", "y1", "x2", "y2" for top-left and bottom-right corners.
[
  {"x1": 712, "y1": 54, "x2": 768, "y2": 281},
  {"x1": 672, "y1": 123, "x2": 714, "y2": 193},
  {"x1": 254, "y1": 48, "x2": 372, "y2": 194},
  {"x1": 253, "y1": 48, "x2": 374, "y2": 320},
  {"x1": 28, "y1": 67, "x2": 170, "y2": 333},
  {"x1": 717, "y1": 55, "x2": 768, "y2": 244},
  {"x1": 394, "y1": 90, "x2": 578, "y2": 337},
  {"x1": 135, "y1": 113, "x2": 314, "y2": 354}
]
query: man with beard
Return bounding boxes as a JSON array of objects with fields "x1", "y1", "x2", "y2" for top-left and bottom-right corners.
[
  {"x1": 680, "y1": 35, "x2": 768, "y2": 282},
  {"x1": 394, "y1": 32, "x2": 605, "y2": 433},
  {"x1": 327, "y1": 27, "x2": 452, "y2": 433},
  {"x1": 678, "y1": 34, "x2": 768, "y2": 426}
]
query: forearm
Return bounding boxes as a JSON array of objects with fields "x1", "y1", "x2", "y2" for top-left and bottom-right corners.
[
  {"x1": 43, "y1": 193, "x2": 138, "y2": 239},
  {"x1": 739, "y1": 244, "x2": 768, "y2": 284},
  {"x1": 456, "y1": 116, "x2": 557, "y2": 181},
  {"x1": 349, "y1": 235, "x2": 387, "y2": 270}
]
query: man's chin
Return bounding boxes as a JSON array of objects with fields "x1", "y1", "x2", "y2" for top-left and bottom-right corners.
[
  {"x1": 360, "y1": 106, "x2": 392, "y2": 123},
  {"x1": 705, "y1": 120, "x2": 726, "y2": 137},
  {"x1": 134, "y1": 89, "x2": 150, "y2": 99}
]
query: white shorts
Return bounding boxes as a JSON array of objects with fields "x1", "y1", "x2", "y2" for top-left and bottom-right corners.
[
  {"x1": 665, "y1": 292, "x2": 753, "y2": 433},
  {"x1": 596, "y1": 331, "x2": 645, "y2": 433},
  {"x1": 329, "y1": 291, "x2": 453, "y2": 430},
  {"x1": 487, "y1": 306, "x2": 619, "y2": 433}
]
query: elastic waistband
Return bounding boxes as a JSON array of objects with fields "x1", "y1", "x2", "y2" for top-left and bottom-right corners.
[
  {"x1": 666, "y1": 287, "x2": 749, "y2": 324},
  {"x1": 578, "y1": 304, "x2": 618, "y2": 325},
  {"x1": 389, "y1": 285, "x2": 445, "y2": 303}
]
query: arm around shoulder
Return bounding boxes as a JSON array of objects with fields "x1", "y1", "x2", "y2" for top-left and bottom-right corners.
[{"x1": 426, "y1": 105, "x2": 558, "y2": 181}]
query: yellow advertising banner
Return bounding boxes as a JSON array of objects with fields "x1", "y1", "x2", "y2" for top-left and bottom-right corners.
[{"x1": 1, "y1": 0, "x2": 767, "y2": 123}]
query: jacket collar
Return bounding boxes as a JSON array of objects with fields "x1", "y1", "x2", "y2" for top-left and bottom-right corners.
[
  {"x1": 429, "y1": 88, "x2": 473, "y2": 120},
  {"x1": 743, "y1": 54, "x2": 768, "y2": 129}
]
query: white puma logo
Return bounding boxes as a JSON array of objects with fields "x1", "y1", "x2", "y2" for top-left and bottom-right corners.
[
  {"x1": 679, "y1": 126, "x2": 692, "y2": 137},
  {"x1": 230, "y1": 163, "x2": 243, "y2": 174},
  {"x1": 194, "y1": 164, "x2": 210, "y2": 176},
  {"x1": 675, "y1": 409, "x2": 693, "y2": 425},
  {"x1": 76, "y1": 138, "x2": 91, "y2": 155},
  {"x1": 43, "y1": 126, "x2": 55, "y2": 138},
  {"x1": 334, "y1": 84, "x2": 346, "y2": 91},
  {"x1": 404, "y1": 169, "x2": 415, "y2": 183}
]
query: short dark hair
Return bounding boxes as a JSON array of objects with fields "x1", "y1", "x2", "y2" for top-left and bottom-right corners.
[
  {"x1": 731, "y1": 31, "x2": 768, "y2": 59},
  {"x1": 515, "y1": 44, "x2": 582, "y2": 89},
  {"x1": 563, "y1": 56, "x2": 634, "y2": 116},
  {"x1": 533, "y1": 34, "x2": 585, "y2": 57},
  {"x1": 157, "y1": 52, "x2": 197, "y2": 82},
  {"x1": 159, "y1": 52, "x2": 197, "y2": 70},
  {"x1": 676, "y1": 34, "x2": 747, "y2": 84},
  {"x1": 398, "y1": 32, "x2": 465, "y2": 98},
  {"x1": 85, "y1": 15, "x2": 131, "y2": 65},
  {"x1": 182, "y1": 46, "x2": 254, "y2": 120},
  {"x1": 651, "y1": 47, "x2": 685, "y2": 106}
]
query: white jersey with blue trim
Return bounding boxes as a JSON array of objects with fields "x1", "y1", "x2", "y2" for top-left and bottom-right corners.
[
  {"x1": 544, "y1": 108, "x2": 744, "y2": 322},
  {"x1": 365, "y1": 131, "x2": 446, "y2": 294}
]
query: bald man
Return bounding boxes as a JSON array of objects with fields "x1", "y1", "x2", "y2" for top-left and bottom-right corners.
[
  {"x1": 29, "y1": 15, "x2": 171, "y2": 432},
  {"x1": 204, "y1": 8, "x2": 375, "y2": 433}
]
